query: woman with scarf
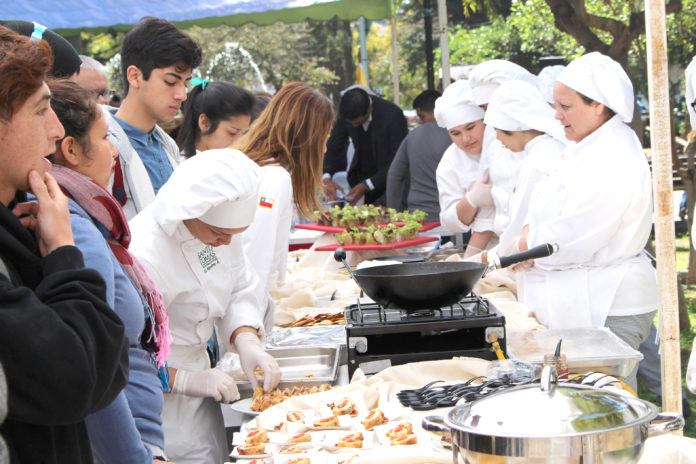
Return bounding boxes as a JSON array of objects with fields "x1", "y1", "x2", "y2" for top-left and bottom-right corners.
[
  {"x1": 46, "y1": 79, "x2": 171, "y2": 463},
  {"x1": 513, "y1": 52, "x2": 658, "y2": 391},
  {"x1": 236, "y1": 82, "x2": 334, "y2": 332}
]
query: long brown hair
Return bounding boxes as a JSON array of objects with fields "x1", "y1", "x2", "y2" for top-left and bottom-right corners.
[{"x1": 233, "y1": 82, "x2": 333, "y2": 219}]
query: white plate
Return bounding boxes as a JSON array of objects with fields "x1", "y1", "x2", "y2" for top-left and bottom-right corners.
[
  {"x1": 321, "y1": 430, "x2": 374, "y2": 451},
  {"x1": 229, "y1": 443, "x2": 276, "y2": 459},
  {"x1": 226, "y1": 398, "x2": 260, "y2": 416}
]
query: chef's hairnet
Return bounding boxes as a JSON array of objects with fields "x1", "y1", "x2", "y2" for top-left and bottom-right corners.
[
  {"x1": 468, "y1": 59, "x2": 541, "y2": 106},
  {"x1": 484, "y1": 80, "x2": 566, "y2": 143},
  {"x1": 686, "y1": 56, "x2": 696, "y2": 131},
  {"x1": 537, "y1": 65, "x2": 565, "y2": 104},
  {"x1": 152, "y1": 148, "x2": 261, "y2": 234},
  {"x1": 434, "y1": 79, "x2": 485, "y2": 130},
  {"x1": 556, "y1": 52, "x2": 634, "y2": 123}
]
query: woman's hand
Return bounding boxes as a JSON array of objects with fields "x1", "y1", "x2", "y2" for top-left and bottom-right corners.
[
  {"x1": 322, "y1": 178, "x2": 345, "y2": 201},
  {"x1": 15, "y1": 171, "x2": 74, "y2": 256}
]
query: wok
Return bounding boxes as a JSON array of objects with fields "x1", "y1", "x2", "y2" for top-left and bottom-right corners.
[{"x1": 335, "y1": 243, "x2": 556, "y2": 310}]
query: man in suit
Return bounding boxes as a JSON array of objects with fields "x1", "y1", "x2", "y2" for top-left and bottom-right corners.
[{"x1": 323, "y1": 87, "x2": 408, "y2": 205}]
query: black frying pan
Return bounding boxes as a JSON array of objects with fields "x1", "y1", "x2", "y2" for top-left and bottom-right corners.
[{"x1": 335, "y1": 243, "x2": 557, "y2": 310}]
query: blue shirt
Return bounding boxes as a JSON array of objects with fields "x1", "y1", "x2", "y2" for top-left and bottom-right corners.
[{"x1": 113, "y1": 116, "x2": 173, "y2": 194}]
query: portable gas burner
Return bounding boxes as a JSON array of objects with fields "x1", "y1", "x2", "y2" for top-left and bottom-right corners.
[{"x1": 344, "y1": 294, "x2": 506, "y2": 377}]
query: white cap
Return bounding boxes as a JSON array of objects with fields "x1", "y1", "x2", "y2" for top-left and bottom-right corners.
[
  {"x1": 556, "y1": 52, "x2": 634, "y2": 123},
  {"x1": 537, "y1": 65, "x2": 565, "y2": 104},
  {"x1": 152, "y1": 148, "x2": 261, "y2": 235},
  {"x1": 484, "y1": 80, "x2": 566, "y2": 143},
  {"x1": 434, "y1": 79, "x2": 485, "y2": 130},
  {"x1": 686, "y1": 56, "x2": 696, "y2": 130},
  {"x1": 468, "y1": 59, "x2": 541, "y2": 106}
]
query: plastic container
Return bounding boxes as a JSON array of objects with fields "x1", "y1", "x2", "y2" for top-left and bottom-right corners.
[{"x1": 506, "y1": 327, "x2": 643, "y2": 378}]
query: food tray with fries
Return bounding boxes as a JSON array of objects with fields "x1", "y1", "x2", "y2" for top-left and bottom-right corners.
[{"x1": 235, "y1": 346, "x2": 340, "y2": 397}]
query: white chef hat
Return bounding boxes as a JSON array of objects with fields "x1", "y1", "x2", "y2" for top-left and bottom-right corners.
[
  {"x1": 686, "y1": 56, "x2": 696, "y2": 131},
  {"x1": 468, "y1": 59, "x2": 541, "y2": 106},
  {"x1": 484, "y1": 80, "x2": 567, "y2": 143},
  {"x1": 434, "y1": 79, "x2": 485, "y2": 130},
  {"x1": 537, "y1": 65, "x2": 565, "y2": 104},
  {"x1": 556, "y1": 52, "x2": 634, "y2": 123},
  {"x1": 152, "y1": 148, "x2": 261, "y2": 235}
]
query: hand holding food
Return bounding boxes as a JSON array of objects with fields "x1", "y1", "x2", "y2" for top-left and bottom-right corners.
[{"x1": 235, "y1": 331, "x2": 281, "y2": 392}]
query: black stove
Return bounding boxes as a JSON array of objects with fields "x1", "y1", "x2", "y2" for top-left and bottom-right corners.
[{"x1": 344, "y1": 294, "x2": 506, "y2": 377}]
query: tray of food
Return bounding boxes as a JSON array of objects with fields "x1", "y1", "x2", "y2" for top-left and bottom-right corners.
[
  {"x1": 315, "y1": 236, "x2": 438, "y2": 252},
  {"x1": 227, "y1": 346, "x2": 340, "y2": 397},
  {"x1": 506, "y1": 327, "x2": 643, "y2": 378},
  {"x1": 297, "y1": 205, "x2": 438, "y2": 233}
]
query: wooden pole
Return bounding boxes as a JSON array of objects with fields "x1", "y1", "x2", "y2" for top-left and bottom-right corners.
[
  {"x1": 437, "y1": 0, "x2": 450, "y2": 91},
  {"x1": 644, "y1": 0, "x2": 683, "y2": 422},
  {"x1": 391, "y1": 15, "x2": 400, "y2": 106},
  {"x1": 423, "y1": 0, "x2": 435, "y2": 90},
  {"x1": 358, "y1": 16, "x2": 370, "y2": 89}
]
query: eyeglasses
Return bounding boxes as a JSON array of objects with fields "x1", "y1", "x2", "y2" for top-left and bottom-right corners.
[{"x1": 95, "y1": 88, "x2": 114, "y2": 100}]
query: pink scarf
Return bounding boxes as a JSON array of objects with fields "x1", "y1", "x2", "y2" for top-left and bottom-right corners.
[{"x1": 50, "y1": 165, "x2": 171, "y2": 380}]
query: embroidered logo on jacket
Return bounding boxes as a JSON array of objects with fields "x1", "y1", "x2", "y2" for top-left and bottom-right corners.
[
  {"x1": 197, "y1": 246, "x2": 220, "y2": 273},
  {"x1": 259, "y1": 196, "x2": 274, "y2": 209}
]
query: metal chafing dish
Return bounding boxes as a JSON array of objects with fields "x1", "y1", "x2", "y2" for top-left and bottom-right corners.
[{"x1": 423, "y1": 365, "x2": 684, "y2": 463}]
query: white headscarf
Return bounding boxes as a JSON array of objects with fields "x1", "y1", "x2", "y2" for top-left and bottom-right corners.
[
  {"x1": 556, "y1": 52, "x2": 634, "y2": 123},
  {"x1": 537, "y1": 65, "x2": 565, "y2": 104},
  {"x1": 686, "y1": 56, "x2": 696, "y2": 130},
  {"x1": 434, "y1": 79, "x2": 485, "y2": 130},
  {"x1": 468, "y1": 59, "x2": 541, "y2": 106},
  {"x1": 152, "y1": 148, "x2": 261, "y2": 236},
  {"x1": 484, "y1": 80, "x2": 566, "y2": 143}
]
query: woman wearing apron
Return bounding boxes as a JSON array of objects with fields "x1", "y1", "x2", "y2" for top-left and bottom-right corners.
[
  {"x1": 515, "y1": 52, "x2": 658, "y2": 390},
  {"x1": 130, "y1": 150, "x2": 281, "y2": 463}
]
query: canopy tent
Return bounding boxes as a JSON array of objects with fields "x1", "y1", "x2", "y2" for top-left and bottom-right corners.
[{"x1": 4, "y1": 0, "x2": 399, "y2": 35}]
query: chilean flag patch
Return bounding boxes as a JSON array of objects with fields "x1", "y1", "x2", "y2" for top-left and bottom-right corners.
[{"x1": 259, "y1": 196, "x2": 274, "y2": 209}]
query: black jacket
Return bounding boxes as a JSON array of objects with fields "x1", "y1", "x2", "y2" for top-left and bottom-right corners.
[
  {"x1": 0, "y1": 202, "x2": 129, "y2": 463},
  {"x1": 323, "y1": 96, "x2": 408, "y2": 204}
]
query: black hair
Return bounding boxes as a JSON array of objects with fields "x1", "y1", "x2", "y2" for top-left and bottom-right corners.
[
  {"x1": 176, "y1": 80, "x2": 254, "y2": 156},
  {"x1": 251, "y1": 91, "x2": 273, "y2": 122},
  {"x1": 120, "y1": 17, "x2": 202, "y2": 94},
  {"x1": 0, "y1": 20, "x2": 81, "y2": 78},
  {"x1": 412, "y1": 90, "x2": 441, "y2": 112},
  {"x1": 339, "y1": 88, "x2": 371, "y2": 121}
]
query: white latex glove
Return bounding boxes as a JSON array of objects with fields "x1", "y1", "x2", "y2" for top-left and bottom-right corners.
[
  {"x1": 466, "y1": 173, "x2": 493, "y2": 208},
  {"x1": 171, "y1": 368, "x2": 240, "y2": 403},
  {"x1": 235, "y1": 332, "x2": 281, "y2": 392},
  {"x1": 687, "y1": 338, "x2": 696, "y2": 394}
]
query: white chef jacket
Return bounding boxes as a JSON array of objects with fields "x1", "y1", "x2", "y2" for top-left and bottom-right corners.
[
  {"x1": 242, "y1": 164, "x2": 293, "y2": 333},
  {"x1": 129, "y1": 206, "x2": 263, "y2": 464},
  {"x1": 436, "y1": 143, "x2": 494, "y2": 233},
  {"x1": 521, "y1": 115, "x2": 658, "y2": 329},
  {"x1": 480, "y1": 125, "x2": 525, "y2": 236},
  {"x1": 495, "y1": 134, "x2": 563, "y2": 253}
]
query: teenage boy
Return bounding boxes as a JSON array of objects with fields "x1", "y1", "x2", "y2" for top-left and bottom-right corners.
[{"x1": 105, "y1": 17, "x2": 202, "y2": 219}]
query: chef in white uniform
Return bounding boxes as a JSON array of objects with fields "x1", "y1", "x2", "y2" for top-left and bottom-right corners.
[
  {"x1": 434, "y1": 80, "x2": 494, "y2": 251},
  {"x1": 514, "y1": 52, "x2": 658, "y2": 390},
  {"x1": 686, "y1": 55, "x2": 696, "y2": 395},
  {"x1": 481, "y1": 80, "x2": 566, "y2": 263},
  {"x1": 130, "y1": 149, "x2": 281, "y2": 464},
  {"x1": 468, "y1": 60, "x2": 543, "y2": 240}
]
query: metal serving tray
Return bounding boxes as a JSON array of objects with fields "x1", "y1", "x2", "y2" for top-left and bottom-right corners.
[{"x1": 236, "y1": 345, "x2": 339, "y2": 397}]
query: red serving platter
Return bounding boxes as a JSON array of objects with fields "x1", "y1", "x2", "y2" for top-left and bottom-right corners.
[
  {"x1": 295, "y1": 221, "x2": 440, "y2": 234},
  {"x1": 314, "y1": 235, "x2": 439, "y2": 251}
]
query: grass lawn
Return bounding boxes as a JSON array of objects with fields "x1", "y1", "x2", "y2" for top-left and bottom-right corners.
[{"x1": 636, "y1": 235, "x2": 696, "y2": 437}]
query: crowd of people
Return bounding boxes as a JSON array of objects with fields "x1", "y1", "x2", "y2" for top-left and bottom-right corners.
[{"x1": 0, "y1": 13, "x2": 695, "y2": 464}]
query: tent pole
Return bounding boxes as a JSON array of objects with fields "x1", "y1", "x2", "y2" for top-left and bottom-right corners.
[
  {"x1": 423, "y1": 0, "x2": 435, "y2": 90},
  {"x1": 437, "y1": 0, "x2": 449, "y2": 91},
  {"x1": 645, "y1": 0, "x2": 683, "y2": 423},
  {"x1": 358, "y1": 16, "x2": 370, "y2": 89},
  {"x1": 391, "y1": 15, "x2": 400, "y2": 106}
]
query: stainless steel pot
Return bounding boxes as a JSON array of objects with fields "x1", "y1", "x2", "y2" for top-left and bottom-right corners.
[{"x1": 422, "y1": 366, "x2": 684, "y2": 463}]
